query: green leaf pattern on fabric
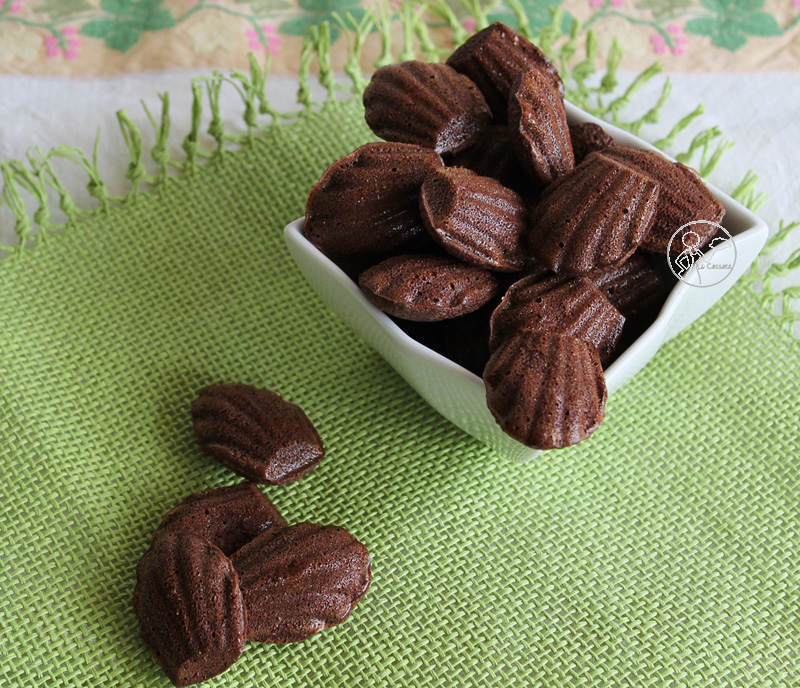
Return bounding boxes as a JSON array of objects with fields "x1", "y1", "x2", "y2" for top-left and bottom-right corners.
[
  {"x1": 80, "y1": 0, "x2": 175, "y2": 52},
  {"x1": 685, "y1": 0, "x2": 782, "y2": 50}
]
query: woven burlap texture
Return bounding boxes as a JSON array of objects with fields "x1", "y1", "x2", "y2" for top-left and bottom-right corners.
[{"x1": 1, "y1": 97, "x2": 798, "y2": 687}]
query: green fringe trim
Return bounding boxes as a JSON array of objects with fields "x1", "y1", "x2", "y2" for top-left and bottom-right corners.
[{"x1": 0, "y1": 1, "x2": 796, "y2": 336}]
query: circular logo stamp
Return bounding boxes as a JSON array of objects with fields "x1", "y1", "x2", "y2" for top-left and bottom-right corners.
[{"x1": 667, "y1": 220, "x2": 736, "y2": 288}]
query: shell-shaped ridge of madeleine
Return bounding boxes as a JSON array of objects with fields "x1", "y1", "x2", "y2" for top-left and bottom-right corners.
[
  {"x1": 446, "y1": 21, "x2": 564, "y2": 123},
  {"x1": 153, "y1": 482, "x2": 287, "y2": 556},
  {"x1": 569, "y1": 122, "x2": 617, "y2": 165},
  {"x1": 483, "y1": 330, "x2": 607, "y2": 449},
  {"x1": 420, "y1": 167, "x2": 529, "y2": 272},
  {"x1": 508, "y1": 69, "x2": 575, "y2": 187},
  {"x1": 191, "y1": 384, "x2": 325, "y2": 485},
  {"x1": 595, "y1": 146, "x2": 725, "y2": 255},
  {"x1": 359, "y1": 254, "x2": 500, "y2": 321},
  {"x1": 231, "y1": 522, "x2": 372, "y2": 644},
  {"x1": 528, "y1": 153, "x2": 660, "y2": 275},
  {"x1": 305, "y1": 142, "x2": 443, "y2": 267},
  {"x1": 489, "y1": 274, "x2": 624, "y2": 365},
  {"x1": 363, "y1": 61, "x2": 491, "y2": 154},
  {"x1": 132, "y1": 533, "x2": 246, "y2": 687}
]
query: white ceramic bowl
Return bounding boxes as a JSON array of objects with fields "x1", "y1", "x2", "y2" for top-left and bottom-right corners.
[{"x1": 284, "y1": 103, "x2": 769, "y2": 462}]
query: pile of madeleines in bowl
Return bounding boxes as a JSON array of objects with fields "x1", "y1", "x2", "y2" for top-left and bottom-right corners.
[{"x1": 304, "y1": 22, "x2": 725, "y2": 450}]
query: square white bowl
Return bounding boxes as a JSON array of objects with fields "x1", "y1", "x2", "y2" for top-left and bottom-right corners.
[{"x1": 284, "y1": 103, "x2": 769, "y2": 462}]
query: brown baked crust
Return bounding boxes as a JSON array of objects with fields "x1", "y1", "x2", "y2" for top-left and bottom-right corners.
[
  {"x1": 586, "y1": 252, "x2": 669, "y2": 321},
  {"x1": 489, "y1": 274, "x2": 625, "y2": 365},
  {"x1": 191, "y1": 384, "x2": 325, "y2": 485},
  {"x1": 446, "y1": 22, "x2": 563, "y2": 123},
  {"x1": 508, "y1": 69, "x2": 575, "y2": 187},
  {"x1": 132, "y1": 533, "x2": 246, "y2": 687},
  {"x1": 231, "y1": 522, "x2": 371, "y2": 644},
  {"x1": 359, "y1": 254, "x2": 500, "y2": 321},
  {"x1": 419, "y1": 166, "x2": 529, "y2": 272},
  {"x1": 363, "y1": 61, "x2": 491, "y2": 154},
  {"x1": 595, "y1": 146, "x2": 725, "y2": 255},
  {"x1": 305, "y1": 142, "x2": 443, "y2": 267},
  {"x1": 527, "y1": 152, "x2": 660, "y2": 275},
  {"x1": 483, "y1": 330, "x2": 607, "y2": 449},
  {"x1": 447, "y1": 125, "x2": 528, "y2": 193},
  {"x1": 152, "y1": 482, "x2": 287, "y2": 556},
  {"x1": 569, "y1": 122, "x2": 617, "y2": 165}
]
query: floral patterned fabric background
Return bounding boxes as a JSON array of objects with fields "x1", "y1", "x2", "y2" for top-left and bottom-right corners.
[{"x1": 0, "y1": 0, "x2": 798, "y2": 75}]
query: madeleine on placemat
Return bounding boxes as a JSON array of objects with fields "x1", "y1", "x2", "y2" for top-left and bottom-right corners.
[
  {"x1": 133, "y1": 533, "x2": 246, "y2": 687},
  {"x1": 191, "y1": 383, "x2": 325, "y2": 485},
  {"x1": 152, "y1": 482, "x2": 287, "y2": 556},
  {"x1": 232, "y1": 523, "x2": 371, "y2": 644}
]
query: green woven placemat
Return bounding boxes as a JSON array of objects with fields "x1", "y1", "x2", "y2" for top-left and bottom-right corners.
[{"x1": 2, "y1": 19, "x2": 799, "y2": 688}]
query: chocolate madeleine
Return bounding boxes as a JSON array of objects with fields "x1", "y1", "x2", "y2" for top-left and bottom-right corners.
[
  {"x1": 232, "y1": 522, "x2": 371, "y2": 643},
  {"x1": 133, "y1": 533, "x2": 246, "y2": 686},
  {"x1": 359, "y1": 254, "x2": 500, "y2": 321},
  {"x1": 363, "y1": 61, "x2": 491, "y2": 154},
  {"x1": 489, "y1": 274, "x2": 625, "y2": 365},
  {"x1": 152, "y1": 482, "x2": 287, "y2": 556},
  {"x1": 508, "y1": 69, "x2": 575, "y2": 187},
  {"x1": 596, "y1": 146, "x2": 725, "y2": 255},
  {"x1": 448, "y1": 125, "x2": 527, "y2": 193},
  {"x1": 586, "y1": 252, "x2": 669, "y2": 321},
  {"x1": 446, "y1": 21, "x2": 563, "y2": 123},
  {"x1": 191, "y1": 383, "x2": 325, "y2": 485},
  {"x1": 569, "y1": 122, "x2": 617, "y2": 165},
  {"x1": 305, "y1": 142, "x2": 442, "y2": 267},
  {"x1": 419, "y1": 167, "x2": 528, "y2": 272},
  {"x1": 527, "y1": 152, "x2": 660, "y2": 275},
  {"x1": 483, "y1": 330, "x2": 607, "y2": 449}
]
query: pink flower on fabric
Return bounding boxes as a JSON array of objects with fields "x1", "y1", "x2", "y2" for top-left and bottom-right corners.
[
  {"x1": 43, "y1": 28, "x2": 81, "y2": 59},
  {"x1": 10, "y1": 0, "x2": 24, "y2": 12},
  {"x1": 610, "y1": 0, "x2": 624, "y2": 6},
  {"x1": 589, "y1": 0, "x2": 604, "y2": 8},
  {"x1": 247, "y1": 23, "x2": 281, "y2": 55},
  {"x1": 43, "y1": 35, "x2": 60, "y2": 58},
  {"x1": 650, "y1": 33, "x2": 668, "y2": 55},
  {"x1": 793, "y1": 0, "x2": 800, "y2": 7},
  {"x1": 667, "y1": 25, "x2": 688, "y2": 56}
]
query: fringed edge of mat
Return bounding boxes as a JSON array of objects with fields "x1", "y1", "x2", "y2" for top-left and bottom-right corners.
[{"x1": 0, "y1": 0, "x2": 797, "y2": 336}]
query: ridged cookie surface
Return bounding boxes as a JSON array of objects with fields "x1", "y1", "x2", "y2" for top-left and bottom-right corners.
[
  {"x1": 363, "y1": 61, "x2": 491, "y2": 154},
  {"x1": 305, "y1": 142, "x2": 442, "y2": 267},
  {"x1": 484, "y1": 330, "x2": 607, "y2": 449}
]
